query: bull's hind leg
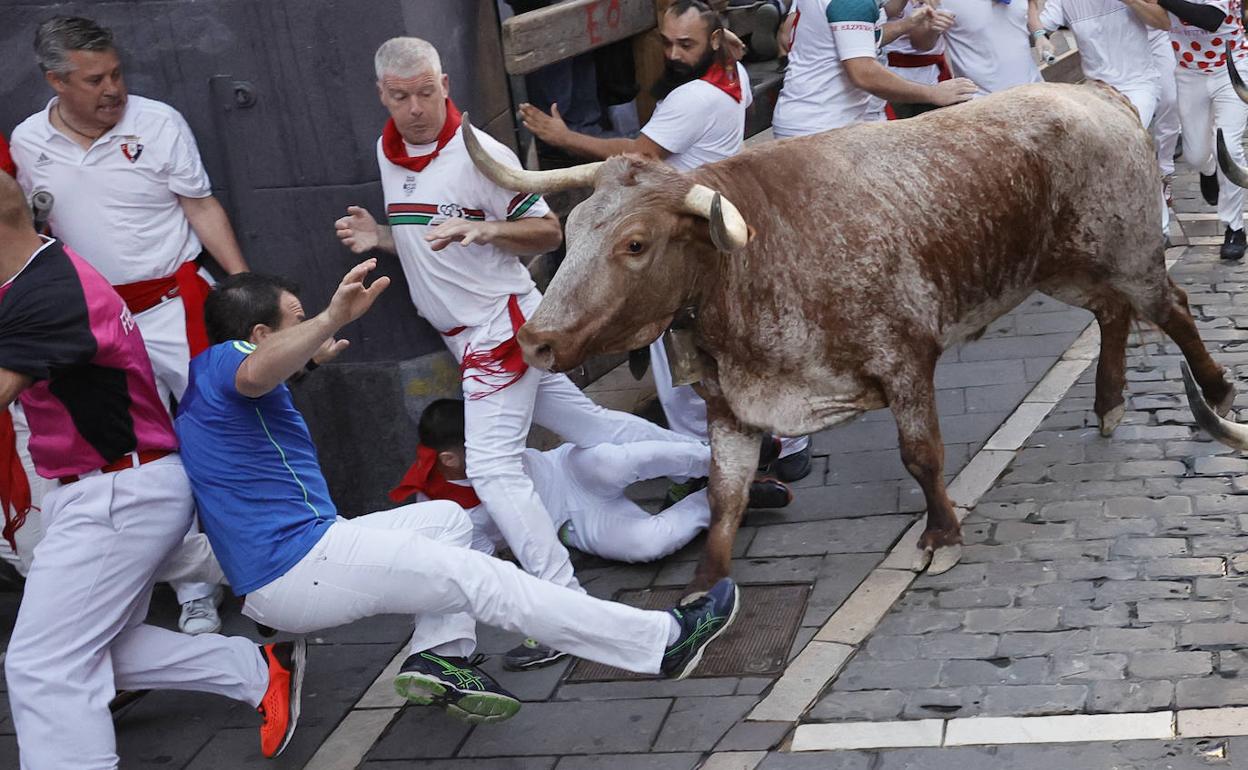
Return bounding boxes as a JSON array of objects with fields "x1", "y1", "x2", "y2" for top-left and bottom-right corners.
[
  {"x1": 878, "y1": 347, "x2": 962, "y2": 564},
  {"x1": 1146, "y1": 279, "x2": 1235, "y2": 415},
  {"x1": 690, "y1": 398, "x2": 759, "y2": 593}
]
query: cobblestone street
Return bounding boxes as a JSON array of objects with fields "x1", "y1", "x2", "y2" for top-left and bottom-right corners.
[{"x1": 5, "y1": 159, "x2": 1248, "y2": 770}]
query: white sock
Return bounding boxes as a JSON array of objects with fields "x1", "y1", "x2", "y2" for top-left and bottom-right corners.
[{"x1": 666, "y1": 615, "x2": 681, "y2": 645}]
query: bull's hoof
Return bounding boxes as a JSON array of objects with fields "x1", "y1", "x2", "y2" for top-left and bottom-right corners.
[
  {"x1": 1098, "y1": 404, "x2": 1126, "y2": 437},
  {"x1": 925, "y1": 544, "x2": 963, "y2": 575},
  {"x1": 918, "y1": 527, "x2": 962, "y2": 552},
  {"x1": 1216, "y1": 381, "x2": 1237, "y2": 417}
]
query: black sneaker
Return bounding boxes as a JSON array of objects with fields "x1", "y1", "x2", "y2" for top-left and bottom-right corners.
[
  {"x1": 661, "y1": 577, "x2": 740, "y2": 680},
  {"x1": 757, "y1": 434, "x2": 782, "y2": 470},
  {"x1": 773, "y1": 445, "x2": 813, "y2": 482},
  {"x1": 748, "y1": 478, "x2": 792, "y2": 509},
  {"x1": 1201, "y1": 172, "x2": 1220, "y2": 206},
  {"x1": 1222, "y1": 226, "x2": 1247, "y2": 261},
  {"x1": 502, "y1": 638, "x2": 570, "y2": 671},
  {"x1": 393, "y1": 651, "x2": 521, "y2": 724}
]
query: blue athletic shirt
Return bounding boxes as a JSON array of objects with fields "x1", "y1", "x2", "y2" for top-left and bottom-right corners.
[{"x1": 175, "y1": 340, "x2": 336, "y2": 594}]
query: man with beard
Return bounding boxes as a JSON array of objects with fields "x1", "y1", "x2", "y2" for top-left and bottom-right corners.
[
  {"x1": 519, "y1": 0, "x2": 752, "y2": 170},
  {"x1": 333, "y1": 36, "x2": 701, "y2": 672},
  {"x1": 8, "y1": 16, "x2": 245, "y2": 634},
  {"x1": 521, "y1": 0, "x2": 820, "y2": 485},
  {"x1": 771, "y1": 0, "x2": 975, "y2": 137}
]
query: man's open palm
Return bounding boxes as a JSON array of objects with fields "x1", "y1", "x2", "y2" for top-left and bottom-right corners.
[{"x1": 328, "y1": 259, "x2": 391, "y2": 326}]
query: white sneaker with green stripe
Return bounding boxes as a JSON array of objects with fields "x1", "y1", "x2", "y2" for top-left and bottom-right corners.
[{"x1": 393, "y1": 651, "x2": 521, "y2": 724}]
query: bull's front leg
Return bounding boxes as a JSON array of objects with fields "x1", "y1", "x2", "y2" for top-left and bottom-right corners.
[
  {"x1": 879, "y1": 349, "x2": 963, "y2": 567},
  {"x1": 690, "y1": 396, "x2": 759, "y2": 592}
]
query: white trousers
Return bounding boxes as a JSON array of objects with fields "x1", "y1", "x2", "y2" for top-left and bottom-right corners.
[
  {"x1": 1151, "y1": 33, "x2": 1181, "y2": 177},
  {"x1": 5, "y1": 456, "x2": 267, "y2": 770},
  {"x1": 1117, "y1": 82, "x2": 1170, "y2": 236},
  {"x1": 561, "y1": 441, "x2": 714, "y2": 563},
  {"x1": 649, "y1": 336, "x2": 809, "y2": 458},
  {"x1": 242, "y1": 502, "x2": 672, "y2": 672},
  {"x1": 1176, "y1": 64, "x2": 1248, "y2": 230},
  {"x1": 0, "y1": 404, "x2": 54, "y2": 575},
  {"x1": 442, "y1": 290, "x2": 689, "y2": 593}
]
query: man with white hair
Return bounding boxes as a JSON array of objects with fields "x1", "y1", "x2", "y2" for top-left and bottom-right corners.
[{"x1": 334, "y1": 37, "x2": 698, "y2": 671}]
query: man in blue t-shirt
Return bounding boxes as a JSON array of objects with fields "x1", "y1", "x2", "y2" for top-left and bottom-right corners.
[{"x1": 175, "y1": 260, "x2": 740, "y2": 724}]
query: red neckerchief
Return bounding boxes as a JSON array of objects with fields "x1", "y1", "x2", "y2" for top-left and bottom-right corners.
[
  {"x1": 700, "y1": 62, "x2": 742, "y2": 103},
  {"x1": 381, "y1": 99, "x2": 462, "y2": 172},
  {"x1": 389, "y1": 444, "x2": 482, "y2": 509}
]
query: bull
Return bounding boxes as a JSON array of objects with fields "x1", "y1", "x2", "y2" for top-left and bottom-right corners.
[{"x1": 464, "y1": 82, "x2": 1235, "y2": 590}]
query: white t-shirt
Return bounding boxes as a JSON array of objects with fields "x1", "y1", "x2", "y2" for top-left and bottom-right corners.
[
  {"x1": 773, "y1": 0, "x2": 885, "y2": 136},
  {"x1": 641, "y1": 62, "x2": 753, "y2": 171},
  {"x1": 10, "y1": 94, "x2": 211, "y2": 285},
  {"x1": 376, "y1": 126, "x2": 551, "y2": 332},
  {"x1": 1167, "y1": 0, "x2": 1248, "y2": 74},
  {"x1": 1038, "y1": 0, "x2": 1160, "y2": 93},
  {"x1": 939, "y1": 0, "x2": 1043, "y2": 96}
]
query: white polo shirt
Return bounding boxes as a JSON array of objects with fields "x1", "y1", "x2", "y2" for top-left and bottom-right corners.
[
  {"x1": 376, "y1": 126, "x2": 551, "y2": 332},
  {"x1": 9, "y1": 94, "x2": 211, "y2": 285},
  {"x1": 773, "y1": 0, "x2": 886, "y2": 137},
  {"x1": 939, "y1": 0, "x2": 1042, "y2": 96},
  {"x1": 641, "y1": 62, "x2": 752, "y2": 171},
  {"x1": 1038, "y1": 0, "x2": 1160, "y2": 94}
]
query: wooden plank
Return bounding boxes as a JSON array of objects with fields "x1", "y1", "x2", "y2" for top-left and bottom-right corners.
[
  {"x1": 632, "y1": 0, "x2": 674, "y2": 123},
  {"x1": 503, "y1": 0, "x2": 658, "y2": 75}
]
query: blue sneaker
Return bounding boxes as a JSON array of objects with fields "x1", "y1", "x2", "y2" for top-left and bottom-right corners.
[
  {"x1": 661, "y1": 578, "x2": 740, "y2": 680},
  {"x1": 394, "y1": 651, "x2": 521, "y2": 724}
]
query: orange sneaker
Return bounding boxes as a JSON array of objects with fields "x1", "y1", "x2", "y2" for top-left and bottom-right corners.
[{"x1": 257, "y1": 639, "x2": 305, "y2": 758}]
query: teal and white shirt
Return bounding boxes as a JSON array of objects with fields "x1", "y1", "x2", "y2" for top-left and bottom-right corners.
[
  {"x1": 773, "y1": 0, "x2": 887, "y2": 137},
  {"x1": 376, "y1": 127, "x2": 550, "y2": 332}
]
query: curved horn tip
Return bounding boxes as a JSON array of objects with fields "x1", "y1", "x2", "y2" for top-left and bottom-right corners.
[
  {"x1": 1217, "y1": 129, "x2": 1248, "y2": 190},
  {"x1": 1226, "y1": 41, "x2": 1248, "y2": 103},
  {"x1": 1182, "y1": 360, "x2": 1248, "y2": 451}
]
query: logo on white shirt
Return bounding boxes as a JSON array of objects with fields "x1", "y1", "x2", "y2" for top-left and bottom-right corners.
[
  {"x1": 120, "y1": 137, "x2": 144, "y2": 163},
  {"x1": 35, "y1": 153, "x2": 51, "y2": 167},
  {"x1": 403, "y1": 175, "x2": 417, "y2": 193}
]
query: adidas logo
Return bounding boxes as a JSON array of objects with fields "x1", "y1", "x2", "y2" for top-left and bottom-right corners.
[{"x1": 35, "y1": 153, "x2": 51, "y2": 166}]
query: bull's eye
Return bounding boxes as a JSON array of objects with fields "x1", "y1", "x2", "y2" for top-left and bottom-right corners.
[{"x1": 627, "y1": 240, "x2": 644, "y2": 254}]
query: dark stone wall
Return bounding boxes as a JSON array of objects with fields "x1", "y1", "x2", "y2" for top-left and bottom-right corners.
[{"x1": 0, "y1": 0, "x2": 518, "y2": 513}]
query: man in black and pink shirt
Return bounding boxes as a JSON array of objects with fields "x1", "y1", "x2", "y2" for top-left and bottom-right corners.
[{"x1": 0, "y1": 172, "x2": 303, "y2": 767}]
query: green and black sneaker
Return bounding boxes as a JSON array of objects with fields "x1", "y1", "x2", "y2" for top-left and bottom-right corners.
[
  {"x1": 661, "y1": 577, "x2": 740, "y2": 680},
  {"x1": 393, "y1": 651, "x2": 521, "y2": 724}
]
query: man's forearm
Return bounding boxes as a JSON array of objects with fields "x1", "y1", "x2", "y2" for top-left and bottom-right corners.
[
  {"x1": 880, "y1": 18, "x2": 915, "y2": 46},
  {"x1": 1157, "y1": 0, "x2": 1222, "y2": 31},
  {"x1": 181, "y1": 195, "x2": 249, "y2": 274},
  {"x1": 1125, "y1": 0, "x2": 1172, "y2": 29},
  {"x1": 551, "y1": 131, "x2": 655, "y2": 161},
  {"x1": 0, "y1": 369, "x2": 32, "y2": 411},
  {"x1": 846, "y1": 58, "x2": 944, "y2": 103},
  {"x1": 376, "y1": 223, "x2": 397, "y2": 254},
  {"x1": 488, "y1": 214, "x2": 563, "y2": 257},
  {"x1": 235, "y1": 314, "x2": 340, "y2": 397}
]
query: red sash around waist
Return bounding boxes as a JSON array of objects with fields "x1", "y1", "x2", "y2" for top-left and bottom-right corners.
[{"x1": 113, "y1": 261, "x2": 212, "y2": 356}]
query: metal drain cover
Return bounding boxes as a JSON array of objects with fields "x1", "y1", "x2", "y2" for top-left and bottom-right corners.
[{"x1": 566, "y1": 583, "x2": 811, "y2": 681}]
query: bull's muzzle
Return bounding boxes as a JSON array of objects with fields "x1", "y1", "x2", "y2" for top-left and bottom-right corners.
[{"x1": 517, "y1": 325, "x2": 558, "y2": 371}]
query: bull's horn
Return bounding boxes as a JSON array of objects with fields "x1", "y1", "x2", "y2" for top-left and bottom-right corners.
[
  {"x1": 1182, "y1": 361, "x2": 1248, "y2": 450},
  {"x1": 461, "y1": 114, "x2": 602, "y2": 192},
  {"x1": 1228, "y1": 41, "x2": 1248, "y2": 103},
  {"x1": 1216, "y1": 129, "x2": 1248, "y2": 189},
  {"x1": 683, "y1": 184, "x2": 749, "y2": 252}
]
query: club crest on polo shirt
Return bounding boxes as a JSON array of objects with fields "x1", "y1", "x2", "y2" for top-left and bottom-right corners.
[{"x1": 120, "y1": 136, "x2": 144, "y2": 163}]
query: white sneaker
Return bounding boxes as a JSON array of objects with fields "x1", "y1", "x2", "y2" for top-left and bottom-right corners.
[{"x1": 179, "y1": 587, "x2": 223, "y2": 635}]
